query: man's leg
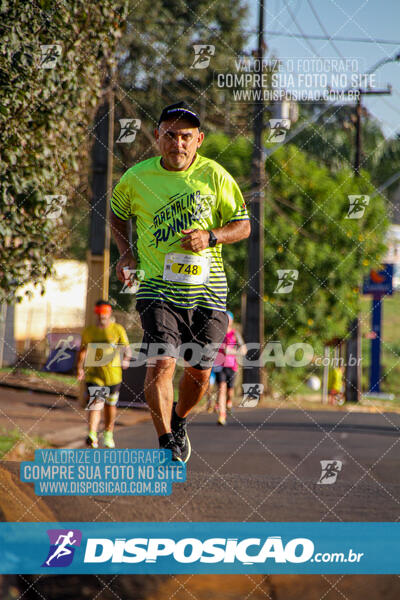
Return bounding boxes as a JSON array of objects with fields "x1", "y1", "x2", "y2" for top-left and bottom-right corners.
[
  {"x1": 104, "y1": 404, "x2": 117, "y2": 431},
  {"x1": 226, "y1": 387, "x2": 234, "y2": 411},
  {"x1": 144, "y1": 357, "x2": 176, "y2": 436},
  {"x1": 168, "y1": 365, "x2": 211, "y2": 463},
  {"x1": 85, "y1": 384, "x2": 107, "y2": 447},
  {"x1": 88, "y1": 409, "x2": 102, "y2": 433},
  {"x1": 216, "y1": 381, "x2": 227, "y2": 425},
  {"x1": 103, "y1": 405, "x2": 117, "y2": 448},
  {"x1": 176, "y1": 366, "x2": 212, "y2": 417},
  {"x1": 226, "y1": 370, "x2": 236, "y2": 412},
  {"x1": 102, "y1": 386, "x2": 120, "y2": 448},
  {"x1": 206, "y1": 382, "x2": 214, "y2": 412}
]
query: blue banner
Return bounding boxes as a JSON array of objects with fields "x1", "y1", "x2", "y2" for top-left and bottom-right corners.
[{"x1": 0, "y1": 522, "x2": 398, "y2": 574}]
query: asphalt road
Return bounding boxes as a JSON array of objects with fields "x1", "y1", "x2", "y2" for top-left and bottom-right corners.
[
  {"x1": 2, "y1": 406, "x2": 400, "y2": 599},
  {"x1": 2, "y1": 407, "x2": 400, "y2": 522}
]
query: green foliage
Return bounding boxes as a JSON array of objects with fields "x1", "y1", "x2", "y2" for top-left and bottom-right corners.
[
  {"x1": 200, "y1": 134, "x2": 252, "y2": 179},
  {"x1": 372, "y1": 134, "x2": 400, "y2": 194},
  {"x1": 201, "y1": 134, "x2": 389, "y2": 391},
  {"x1": 294, "y1": 104, "x2": 400, "y2": 224},
  {"x1": 0, "y1": 0, "x2": 127, "y2": 303},
  {"x1": 264, "y1": 144, "x2": 388, "y2": 345},
  {"x1": 199, "y1": 134, "x2": 253, "y2": 317},
  {"x1": 114, "y1": 0, "x2": 249, "y2": 172},
  {"x1": 293, "y1": 104, "x2": 386, "y2": 174}
]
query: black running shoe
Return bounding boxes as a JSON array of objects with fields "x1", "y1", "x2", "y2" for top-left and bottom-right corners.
[
  {"x1": 85, "y1": 432, "x2": 98, "y2": 448},
  {"x1": 171, "y1": 405, "x2": 191, "y2": 463},
  {"x1": 159, "y1": 434, "x2": 182, "y2": 462}
]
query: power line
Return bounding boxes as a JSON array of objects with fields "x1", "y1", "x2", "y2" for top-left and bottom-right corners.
[
  {"x1": 306, "y1": 0, "x2": 345, "y2": 59},
  {"x1": 249, "y1": 30, "x2": 400, "y2": 46},
  {"x1": 281, "y1": 0, "x2": 318, "y2": 56}
]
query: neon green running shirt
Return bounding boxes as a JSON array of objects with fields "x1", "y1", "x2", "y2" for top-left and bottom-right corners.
[{"x1": 110, "y1": 153, "x2": 249, "y2": 311}]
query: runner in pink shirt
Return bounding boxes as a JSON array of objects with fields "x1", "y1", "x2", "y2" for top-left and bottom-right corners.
[{"x1": 213, "y1": 311, "x2": 244, "y2": 425}]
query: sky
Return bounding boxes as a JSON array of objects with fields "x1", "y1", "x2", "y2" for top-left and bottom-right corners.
[{"x1": 245, "y1": 0, "x2": 400, "y2": 137}]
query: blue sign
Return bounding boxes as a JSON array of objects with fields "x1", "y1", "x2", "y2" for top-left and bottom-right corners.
[
  {"x1": 362, "y1": 264, "x2": 393, "y2": 296},
  {"x1": 0, "y1": 522, "x2": 399, "y2": 574}
]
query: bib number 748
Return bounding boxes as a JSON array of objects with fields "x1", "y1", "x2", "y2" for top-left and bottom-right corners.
[
  {"x1": 163, "y1": 252, "x2": 210, "y2": 284},
  {"x1": 173, "y1": 263, "x2": 202, "y2": 275}
]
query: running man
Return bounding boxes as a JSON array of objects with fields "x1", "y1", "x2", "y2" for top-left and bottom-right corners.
[
  {"x1": 110, "y1": 101, "x2": 250, "y2": 462},
  {"x1": 77, "y1": 300, "x2": 131, "y2": 448}
]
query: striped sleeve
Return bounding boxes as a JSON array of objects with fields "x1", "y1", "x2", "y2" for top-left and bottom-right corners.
[
  {"x1": 218, "y1": 172, "x2": 249, "y2": 224},
  {"x1": 110, "y1": 175, "x2": 133, "y2": 221}
]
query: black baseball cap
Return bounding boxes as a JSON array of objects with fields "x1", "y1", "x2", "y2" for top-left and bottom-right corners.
[{"x1": 158, "y1": 101, "x2": 201, "y2": 128}]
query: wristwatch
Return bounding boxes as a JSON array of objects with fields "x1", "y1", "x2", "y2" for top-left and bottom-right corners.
[{"x1": 208, "y1": 230, "x2": 218, "y2": 248}]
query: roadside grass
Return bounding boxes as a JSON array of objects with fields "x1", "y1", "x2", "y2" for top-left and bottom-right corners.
[
  {"x1": 0, "y1": 367, "x2": 77, "y2": 387},
  {"x1": 360, "y1": 291, "x2": 400, "y2": 400},
  {"x1": 0, "y1": 428, "x2": 48, "y2": 459}
]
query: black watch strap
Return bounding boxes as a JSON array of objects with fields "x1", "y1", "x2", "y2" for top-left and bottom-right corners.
[{"x1": 208, "y1": 230, "x2": 218, "y2": 247}]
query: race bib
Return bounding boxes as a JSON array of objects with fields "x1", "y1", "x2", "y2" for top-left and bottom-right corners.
[{"x1": 163, "y1": 253, "x2": 210, "y2": 284}]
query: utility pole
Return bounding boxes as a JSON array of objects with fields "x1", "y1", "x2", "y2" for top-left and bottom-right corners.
[
  {"x1": 85, "y1": 75, "x2": 114, "y2": 327},
  {"x1": 346, "y1": 86, "x2": 391, "y2": 402},
  {"x1": 243, "y1": 1, "x2": 265, "y2": 386},
  {"x1": 354, "y1": 88, "x2": 391, "y2": 176}
]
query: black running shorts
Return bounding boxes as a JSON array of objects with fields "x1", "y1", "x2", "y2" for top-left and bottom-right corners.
[
  {"x1": 215, "y1": 367, "x2": 236, "y2": 389},
  {"x1": 136, "y1": 299, "x2": 229, "y2": 370}
]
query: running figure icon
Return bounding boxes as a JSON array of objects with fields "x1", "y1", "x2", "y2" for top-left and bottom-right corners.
[
  {"x1": 45, "y1": 335, "x2": 75, "y2": 370},
  {"x1": 45, "y1": 531, "x2": 77, "y2": 566}
]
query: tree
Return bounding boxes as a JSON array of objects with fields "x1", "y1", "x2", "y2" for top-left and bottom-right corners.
[
  {"x1": 263, "y1": 144, "x2": 387, "y2": 345},
  {"x1": 201, "y1": 134, "x2": 388, "y2": 391},
  {"x1": 0, "y1": 0, "x2": 127, "y2": 303},
  {"x1": 293, "y1": 103, "x2": 386, "y2": 175},
  {"x1": 113, "y1": 0, "x2": 249, "y2": 172},
  {"x1": 371, "y1": 134, "x2": 400, "y2": 223}
]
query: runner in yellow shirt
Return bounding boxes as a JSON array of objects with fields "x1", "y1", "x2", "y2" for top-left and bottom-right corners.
[
  {"x1": 328, "y1": 365, "x2": 345, "y2": 406},
  {"x1": 77, "y1": 300, "x2": 131, "y2": 448}
]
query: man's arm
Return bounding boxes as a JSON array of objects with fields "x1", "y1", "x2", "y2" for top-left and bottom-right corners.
[
  {"x1": 110, "y1": 211, "x2": 137, "y2": 283},
  {"x1": 76, "y1": 347, "x2": 87, "y2": 381},
  {"x1": 211, "y1": 219, "x2": 251, "y2": 244},
  {"x1": 180, "y1": 220, "x2": 250, "y2": 252},
  {"x1": 122, "y1": 343, "x2": 132, "y2": 370}
]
